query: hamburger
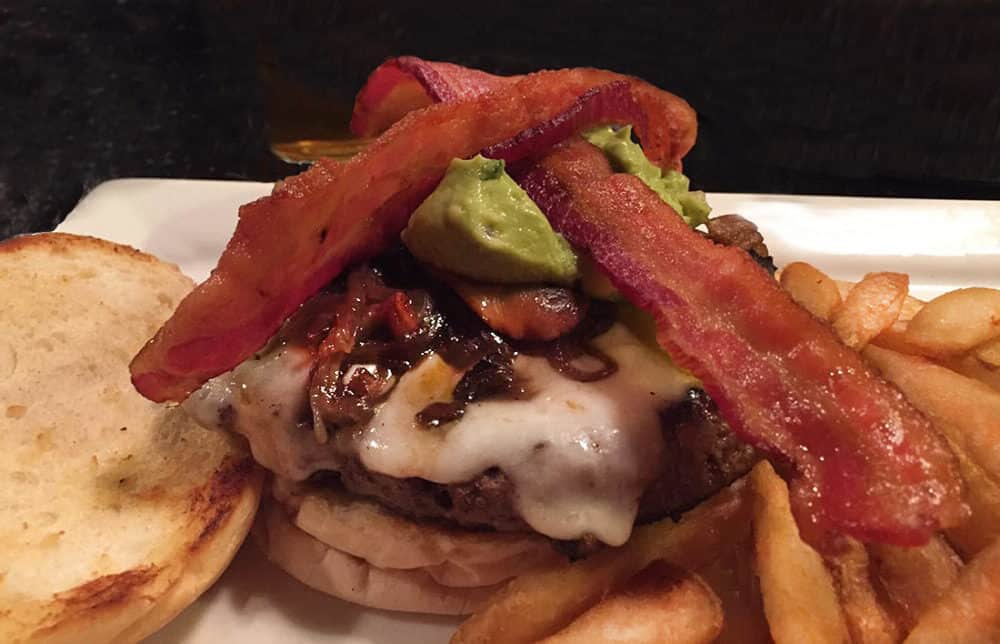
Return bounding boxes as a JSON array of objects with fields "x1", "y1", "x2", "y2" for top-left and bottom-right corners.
[
  {"x1": 181, "y1": 231, "x2": 760, "y2": 613},
  {"x1": 130, "y1": 58, "x2": 964, "y2": 615}
]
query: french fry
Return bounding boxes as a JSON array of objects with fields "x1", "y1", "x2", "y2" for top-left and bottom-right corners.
[
  {"x1": 975, "y1": 336, "x2": 1000, "y2": 368},
  {"x1": 779, "y1": 261, "x2": 843, "y2": 320},
  {"x1": 832, "y1": 272, "x2": 909, "y2": 350},
  {"x1": 944, "y1": 448, "x2": 1000, "y2": 559},
  {"x1": 832, "y1": 277, "x2": 927, "y2": 353},
  {"x1": 864, "y1": 345, "x2": 1000, "y2": 489},
  {"x1": 903, "y1": 537, "x2": 1000, "y2": 643},
  {"x1": 452, "y1": 479, "x2": 750, "y2": 644},
  {"x1": 897, "y1": 292, "x2": 927, "y2": 323},
  {"x1": 698, "y1": 535, "x2": 771, "y2": 644},
  {"x1": 867, "y1": 536, "x2": 962, "y2": 630},
  {"x1": 834, "y1": 279, "x2": 854, "y2": 302},
  {"x1": 835, "y1": 280, "x2": 924, "y2": 321},
  {"x1": 871, "y1": 320, "x2": 930, "y2": 356},
  {"x1": 904, "y1": 287, "x2": 1000, "y2": 357},
  {"x1": 941, "y1": 353, "x2": 1000, "y2": 393},
  {"x1": 750, "y1": 462, "x2": 850, "y2": 644},
  {"x1": 539, "y1": 562, "x2": 722, "y2": 644},
  {"x1": 825, "y1": 537, "x2": 901, "y2": 644}
]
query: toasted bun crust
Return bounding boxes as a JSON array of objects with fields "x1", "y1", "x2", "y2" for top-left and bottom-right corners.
[
  {"x1": 0, "y1": 233, "x2": 263, "y2": 643},
  {"x1": 272, "y1": 478, "x2": 566, "y2": 589}
]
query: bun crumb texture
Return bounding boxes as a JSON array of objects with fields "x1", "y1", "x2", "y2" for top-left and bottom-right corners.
[{"x1": 0, "y1": 233, "x2": 261, "y2": 644}]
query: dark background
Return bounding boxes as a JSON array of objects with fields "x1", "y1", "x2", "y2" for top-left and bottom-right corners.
[{"x1": 3, "y1": 0, "x2": 999, "y2": 240}]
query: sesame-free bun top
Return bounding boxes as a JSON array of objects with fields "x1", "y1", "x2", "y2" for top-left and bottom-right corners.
[{"x1": 0, "y1": 233, "x2": 262, "y2": 643}]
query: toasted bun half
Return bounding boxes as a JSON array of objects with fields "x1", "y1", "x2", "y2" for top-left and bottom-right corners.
[
  {"x1": 262, "y1": 479, "x2": 566, "y2": 614},
  {"x1": 0, "y1": 233, "x2": 263, "y2": 643}
]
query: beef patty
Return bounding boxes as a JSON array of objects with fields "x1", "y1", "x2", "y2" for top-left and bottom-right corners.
[{"x1": 313, "y1": 389, "x2": 757, "y2": 535}]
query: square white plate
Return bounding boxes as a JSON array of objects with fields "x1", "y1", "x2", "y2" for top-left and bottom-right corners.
[{"x1": 55, "y1": 179, "x2": 1000, "y2": 643}]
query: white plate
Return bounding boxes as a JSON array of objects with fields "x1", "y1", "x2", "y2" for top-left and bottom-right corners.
[{"x1": 56, "y1": 179, "x2": 1000, "y2": 643}]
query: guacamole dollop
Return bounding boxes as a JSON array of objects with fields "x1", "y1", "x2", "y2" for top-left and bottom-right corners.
[
  {"x1": 582, "y1": 125, "x2": 711, "y2": 227},
  {"x1": 402, "y1": 155, "x2": 579, "y2": 285}
]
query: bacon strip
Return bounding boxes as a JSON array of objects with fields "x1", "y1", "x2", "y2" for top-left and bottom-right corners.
[
  {"x1": 349, "y1": 57, "x2": 695, "y2": 170},
  {"x1": 351, "y1": 56, "x2": 512, "y2": 137},
  {"x1": 516, "y1": 139, "x2": 965, "y2": 546},
  {"x1": 482, "y1": 81, "x2": 646, "y2": 165},
  {"x1": 131, "y1": 68, "x2": 696, "y2": 402}
]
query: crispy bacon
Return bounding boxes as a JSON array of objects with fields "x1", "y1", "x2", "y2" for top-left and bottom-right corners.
[
  {"x1": 351, "y1": 56, "x2": 512, "y2": 137},
  {"x1": 130, "y1": 67, "x2": 696, "y2": 402},
  {"x1": 515, "y1": 139, "x2": 965, "y2": 546},
  {"x1": 482, "y1": 81, "x2": 646, "y2": 165},
  {"x1": 350, "y1": 57, "x2": 695, "y2": 170}
]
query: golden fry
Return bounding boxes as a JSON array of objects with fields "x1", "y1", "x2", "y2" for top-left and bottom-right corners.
[
  {"x1": 539, "y1": 563, "x2": 722, "y2": 644},
  {"x1": 903, "y1": 537, "x2": 1000, "y2": 643},
  {"x1": 698, "y1": 535, "x2": 771, "y2": 644},
  {"x1": 944, "y1": 448, "x2": 1000, "y2": 559},
  {"x1": 835, "y1": 280, "x2": 923, "y2": 321},
  {"x1": 750, "y1": 462, "x2": 850, "y2": 644},
  {"x1": 832, "y1": 272, "x2": 909, "y2": 350},
  {"x1": 975, "y1": 336, "x2": 1000, "y2": 368},
  {"x1": 871, "y1": 321, "x2": 929, "y2": 356},
  {"x1": 864, "y1": 345, "x2": 1000, "y2": 489},
  {"x1": 868, "y1": 536, "x2": 962, "y2": 630},
  {"x1": 941, "y1": 353, "x2": 1000, "y2": 393},
  {"x1": 825, "y1": 537, "x2": 901, "y2": 644},
  {"x1": 897, "y1": 292, "x2": 926, "y2": 322},
  {"x1": 452, "y1": 479, "x2": 750, "y2": 644},
  {"x1": 779, "y1": 261, "x2": 843, "y2": 320},
  {"x1": 904, "y1": 287, "x2": 1000, "y2": 356}
]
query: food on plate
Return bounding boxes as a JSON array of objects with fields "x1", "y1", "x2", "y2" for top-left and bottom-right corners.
[
  {"x1": 749, "y1": 461, "x2": 851, "y2": 643},
  {"x1": 746, "y1": 260, "x2": 1000, "y2": 642},
  {"x1": 538, "y1": 562, "x2": 723, "y2": 644},
  {"x1": 867, "y1": 536, "x2": 962, "y2": 630},
  {"x1": 830, "y1": 272, "x2": 908, "y2": 351},
  {"x1": 456, "y1": 261, "x2": 1000, "y2": 641},
  {"x1": 452, "y1": 480, "x2": 749, "y2": 643},
  {"x1": 824, "y1": 537, "x2": 901, "y2": 644},
  {"x1": 125, "y1": 56, "x2": 987, "y2": 636},
  {"x1": 0, "y1": 233, "x2": 261, "y2": 643},
  {"x1": 130, "y1": 59, "x2": 778, "y2": 614},
  {"x1": 903, "y1": 288, "x2": 1000, "y2": 357},
  {"x1": 903, "y1": 538, "x2": 1000, "y2": 643},
  {"x1": 778, "y1": 261, "x2": 844, "y2": 320},
  {"x1": 401, "y1": 155, "x2": 580, "y2": 285}
]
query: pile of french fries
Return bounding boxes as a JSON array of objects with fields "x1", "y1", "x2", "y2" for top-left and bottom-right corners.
[{"x1": 451, "y1": 262, "x2": 1000, "y2": 643}]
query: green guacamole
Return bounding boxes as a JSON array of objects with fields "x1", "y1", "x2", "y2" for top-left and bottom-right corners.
[
  {"x1": 582, "y1": 125, "x2": 711, "y2": 227},
  {"x1": 402, "y1": 155, "x2": 579, "y2": 285}
]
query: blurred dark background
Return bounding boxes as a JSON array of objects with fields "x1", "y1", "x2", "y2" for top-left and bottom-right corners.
[{"x1": 2, "y1": 0, "x2": 998, "y2": 239}]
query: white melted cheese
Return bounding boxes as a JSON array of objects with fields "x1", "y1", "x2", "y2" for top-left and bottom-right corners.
[
  {"x1": 185, "y1": 324, "x2": 696, "y2": 546},
  {"x1": 183, "y1": 345, "x2": 340, "y2": 477},
  {"x1": 356, "y1": 324, "x2": 695, "y2": 546}
]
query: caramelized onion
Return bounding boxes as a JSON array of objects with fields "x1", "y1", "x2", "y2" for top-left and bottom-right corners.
[{"x1": 547, "y1": 343, "x2": 618, "y2": 382}]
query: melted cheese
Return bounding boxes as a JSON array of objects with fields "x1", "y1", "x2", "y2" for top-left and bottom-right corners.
[
  {"x1": 356, "y1": 324, "x2": 694, "y2": 545},
  {"x1": 185, "y1": 324, "x2": 696, "y2": 546},
  {"x1": 183, "y1": 345, "x2": 341, "y2": 477}
]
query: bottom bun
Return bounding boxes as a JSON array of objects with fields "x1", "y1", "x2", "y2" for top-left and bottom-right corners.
[
  {"x1": 272, "y1": 478, "x2": 566, "y2": 588},
  {"x1": 258, "y1": 500, "x2": 502, "y2": 615}
]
